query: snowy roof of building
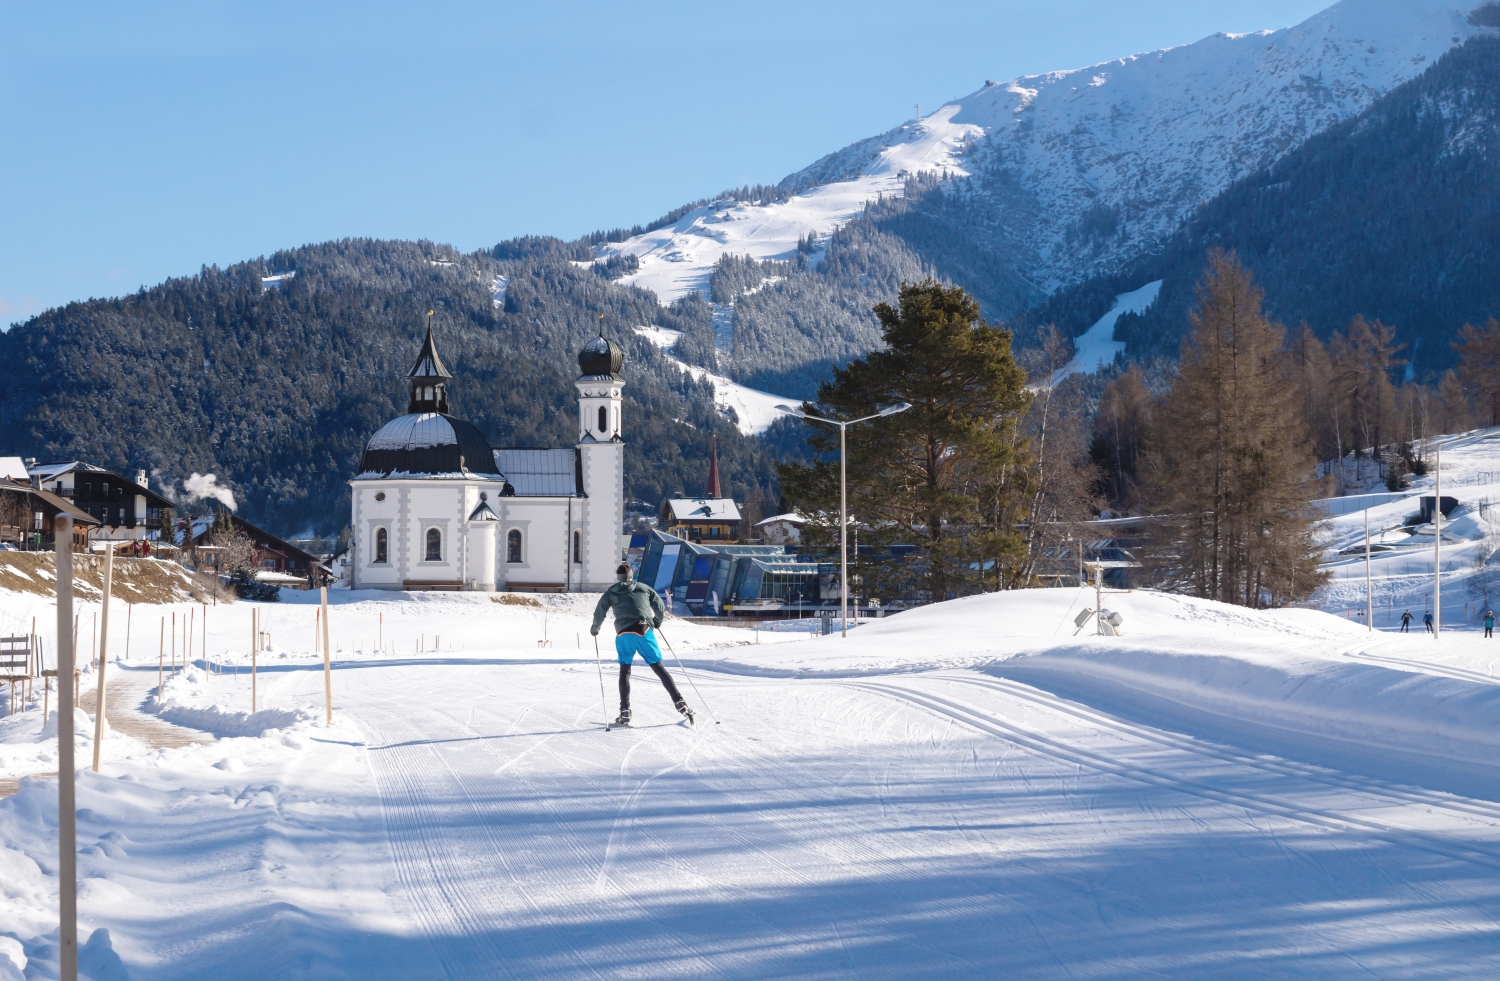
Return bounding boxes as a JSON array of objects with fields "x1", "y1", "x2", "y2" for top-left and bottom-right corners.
[
  {"x1": 358, "y1": 413, "x2": 501, "y2": 478},
  {"x1": 666, "y1": 498, "x2": 741, "y2": 522},
  {"x1": 469, "y1": 499, "x2": 499, "y2": 521},
  {"x1": 0, "y1": 457, "x2": 28, "y2": 481},
  {"x1": 754, "y1": 512, "x2": 806, "y2": 527},
  {"x1": 494, "y1": 448, "x2": 583, "y2": 497}
]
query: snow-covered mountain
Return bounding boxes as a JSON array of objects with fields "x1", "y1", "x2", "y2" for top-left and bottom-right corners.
[{"x1": 604, "y1": 0, "x2": 1490, "y2": 305}]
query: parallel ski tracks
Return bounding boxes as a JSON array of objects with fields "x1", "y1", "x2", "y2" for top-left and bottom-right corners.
[
  {"x1": 357, "y1": 687, "x2": 730, "y2": 981},
  {"x1": 852, "y1": 675, "x2": 1500, "y2": 872}
]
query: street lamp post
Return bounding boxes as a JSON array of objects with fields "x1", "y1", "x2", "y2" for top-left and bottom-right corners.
[{"x1": 775, "y1": 401, "x2": 912, "y2": 637}]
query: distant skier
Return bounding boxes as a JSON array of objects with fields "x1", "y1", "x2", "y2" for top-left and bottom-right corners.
[
  {"x1": 1486, "y1": 610, "x2": 1495, "y2": 639},
  {"x1": 591, "y1": 563, "x2": 694, "y2": 727},
  {"x1": 1400, "y1": 610, "x2": 1412, "y2": 633},
  {"x1": 1424, "y1": 610, "x2": 1435, "y2": 634}
]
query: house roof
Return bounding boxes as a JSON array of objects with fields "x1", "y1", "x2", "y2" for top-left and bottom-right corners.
[
  {"x1": 28, "y1": 462, "x2": 176, "y2": 509},
  {"x1": 493, "y1": 448, "x2": 583, "y2": 497},
  {"x1": 0, "y1": 479, "x2": 101, "y2": 526},
  {"x1": 754, "y1": 512, "x2": 807, "y2": 528},
  {"x1": 0, "y1": 458, "x2": 27, "y2": 481},
  {"x1": 665, "y1": 498, "x2": 741, "y2": 522},
  {"x1": 189, "y1": 513, "x2": 324, "y2": 568}
]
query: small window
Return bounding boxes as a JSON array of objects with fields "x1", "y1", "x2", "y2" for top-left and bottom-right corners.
[
  {"x1": 425, "y1": 527, "x2": 442, "y2": 562},
  {"x1": 598, "y1": 405, "x2": 608, "y2": 433},
  {"x1": 374, "y1": 491, "x2": 386, "y2": 502},
  {"x1": 573, "y1": 530, "x2": 581, "y2": 564},
  {"x1": 375, "y1": 527, "x2": 388, "y2": 564},
  {"x1": 507, "y1": 529, "x2": 522, "y2": 564}
]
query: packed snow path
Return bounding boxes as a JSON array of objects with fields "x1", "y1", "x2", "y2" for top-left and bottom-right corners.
[
  {"x1": 7, "y1": 589, "x2": 1500, "y2": 977},
  {"x1": 263, "y1": 657, "x2": 1500, "y2": 977}
]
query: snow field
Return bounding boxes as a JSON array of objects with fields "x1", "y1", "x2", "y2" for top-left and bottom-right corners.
[
  {"x1": 633, "y1": 323, "x2": 791, "y2": 434},
  {"x1": 5, "y1": 586, "x2": 1500, "y2": 975}
]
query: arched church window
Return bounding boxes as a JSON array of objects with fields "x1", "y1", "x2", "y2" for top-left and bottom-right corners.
[
  {"x1": 573, "y1": 530, "x2": 581, "y2": 564},
  {"x1": 598, "y1": 405, "x2": 608, "y2": 433},
  {"x1": 507, "y1": 529, "x2": 522, "y2": 564},
  {"x1": 375, "y1": 527, "x2": 388, "y2": 564},
  {"x1": 425, "y1": 527, "x2": 442, "y2": 562}
]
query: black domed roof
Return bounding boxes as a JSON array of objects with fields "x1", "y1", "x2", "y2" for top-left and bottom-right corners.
[
  {"x1": 578, "y1": 333, "x2": 624, "y2": 378},
  {"x1": 358, "y1": 412, "x2": 501, "y2": 477}
]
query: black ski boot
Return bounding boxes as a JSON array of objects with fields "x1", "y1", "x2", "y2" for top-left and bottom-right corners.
[
  {"x1": 675, "y1": 699, "x2": 695, "y2": 726},
  {"x1": 611, "y1": 709, "x2": 631, "y2": 728}
]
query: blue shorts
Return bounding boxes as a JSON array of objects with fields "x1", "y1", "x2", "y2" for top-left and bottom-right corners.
[{"x1": 615, "y1": 630, "x2": 663, "y2": 665}]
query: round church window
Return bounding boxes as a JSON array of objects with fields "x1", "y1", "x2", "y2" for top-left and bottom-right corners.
[{"x1": 375, "y1": 492, "x2": 386, "y2": 501}]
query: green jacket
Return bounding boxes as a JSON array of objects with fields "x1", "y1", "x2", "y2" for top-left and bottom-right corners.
[{"x1": 591, "y1": 580, "x2": 666, "y2": 635}]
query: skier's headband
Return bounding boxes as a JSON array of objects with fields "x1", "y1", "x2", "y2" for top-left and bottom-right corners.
[{"x1": 616, "y1": 563, "x2": 632, "y2": 581}]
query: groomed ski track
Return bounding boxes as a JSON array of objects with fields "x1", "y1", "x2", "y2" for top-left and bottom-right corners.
[{"x1": 307, "y1": 655, "x2": 1500, "y2": 979}]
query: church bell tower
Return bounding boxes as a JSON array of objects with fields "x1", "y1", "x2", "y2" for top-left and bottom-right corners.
[{"x1": 575, "y1": 328, "x2": 625, "y2": 589}]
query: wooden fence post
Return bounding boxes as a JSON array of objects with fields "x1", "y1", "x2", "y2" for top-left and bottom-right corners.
[
  {"x1": 92, "y1": 549, "x2": 113, "y2": 773},
  {"x1": 55, "y1": 516, "x2": 79, "y2": 981}
]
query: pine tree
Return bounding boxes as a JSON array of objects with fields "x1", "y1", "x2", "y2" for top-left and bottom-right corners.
[
  {"x1": 1142, "y1": 250, "x2": 1327, "y2": 607},
  {"x1": 777, "y1": 280, "x2": 1031, "y2": 602}
]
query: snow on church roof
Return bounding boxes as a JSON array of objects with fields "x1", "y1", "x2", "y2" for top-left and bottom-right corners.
[
  {"x1": 366, "y1": 413, "x2": 459, "y2": 451},
  {"x1": 493, "y1": 449, "x2": 582, "y2": 497}
]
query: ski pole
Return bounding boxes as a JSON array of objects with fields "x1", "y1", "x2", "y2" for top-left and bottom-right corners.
[
  {"x1": 593, "y1": 635, "x2": 612, "y2": 730},
  {"x1": 656, "y1": 628, "x2": 720, "y2": 725}
]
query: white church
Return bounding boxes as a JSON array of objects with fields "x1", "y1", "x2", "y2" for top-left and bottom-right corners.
[{"x1": 348, "y1": 320, "x2": 625, "y2": 592}]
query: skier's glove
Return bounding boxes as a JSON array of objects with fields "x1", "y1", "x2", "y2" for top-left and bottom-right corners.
[
  {"x1": 652, "y1": 618, "x2": 663, "y2": 630},
  {"x1": 590, "y1": 626, "x2": 599, "y2": 636}
]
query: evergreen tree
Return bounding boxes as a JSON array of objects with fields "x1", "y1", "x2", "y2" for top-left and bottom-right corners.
[
  {"x1": 1142, "y1": 251, "x2": 1327, "y2": 607},
  {"x1": 777, "y1": 280, "x2": 1031, "y2": 602}
]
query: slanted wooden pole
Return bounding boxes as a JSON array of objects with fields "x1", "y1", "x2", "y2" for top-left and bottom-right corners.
[
  {"x1": 125, "y1": 601, "x2": 132, "y2": 661},
  {"x1": 320, "y1": 587, "x2": 332, "y2": 725},
  {"x1": 158, "y1": 617, "x2": 164, "y2": 693},
  {"x1": 251, "y1": 608, "x2": 257, "y2": 713},
  {"x1": 55, "y1": 515, "x2": 79, "y2": 981},
  {"x1": 170, "y1": 611, "x2": 176, "y2": 676},
  {"x1": 92, "y1": 549, "x2": 114, "y2": 773}
]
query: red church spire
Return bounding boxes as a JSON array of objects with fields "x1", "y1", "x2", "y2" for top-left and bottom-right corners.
[{"x1": 706, "y1": 435, "x2": 722, "y2": 498}]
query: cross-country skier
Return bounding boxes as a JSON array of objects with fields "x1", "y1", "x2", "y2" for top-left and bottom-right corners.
[
  {"x1": 1424, "y1": 610, "x2": 1435, "y2": 634},
  {"x1": 591, "y1": 563, "x2": 694, "y2": 727},
  {"x1": 1400, "y1": 609, "x2": 1412, "y2": 633},
  {"x1": 1486, "y1": 610, "x2": 1495, "y2": 639}
]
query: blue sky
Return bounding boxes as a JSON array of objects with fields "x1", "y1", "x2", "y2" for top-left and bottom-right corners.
[{"x1": 1, "y1": 0, "x2": 1329, "y2": 324}]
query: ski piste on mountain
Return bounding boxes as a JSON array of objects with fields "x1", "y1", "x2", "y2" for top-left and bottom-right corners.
[{"x1": 599, "y1": 0, "x2": 1489, "y2": 303}]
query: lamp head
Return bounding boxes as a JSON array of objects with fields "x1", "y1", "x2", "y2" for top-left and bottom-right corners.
[{"x1": 878, "y1": 402, "x2": 914, "y2": 417}]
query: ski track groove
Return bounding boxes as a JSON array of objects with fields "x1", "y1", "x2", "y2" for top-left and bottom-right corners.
[
  {"x1": 359, "y1": 683, "x2": 729, "y2": 981},
  {"x1": 851, "y1": 679, "x2": 1500, "y2": 872},
  {"x1": 948, "y1": 673, "x2": 1500, "y2": 822}
]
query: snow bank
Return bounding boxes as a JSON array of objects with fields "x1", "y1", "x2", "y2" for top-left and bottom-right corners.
[
  {"x1": 698, "y1": 587, "x2": 1500, "y2": 795},
  {"x1": 152, "y1": 667, "x2": 310, "y2": 737}
]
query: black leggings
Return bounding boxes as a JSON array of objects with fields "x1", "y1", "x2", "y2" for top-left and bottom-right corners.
[{"x1": 619, "y1": 662, "x2": 683, "y2": 711}]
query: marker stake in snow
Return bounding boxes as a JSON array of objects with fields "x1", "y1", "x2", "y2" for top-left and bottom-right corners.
[
  {"x1": 92, "y1": 548, "x2": 113, "y2": 773},
  {"x1": 321, "y1": 587, "x2": 332, "y2": 725},
  {"x1": 1434, "y1": 442, "x2": 1442, "y2": 639},
  {"x1": 1365, "y1": 507, "x2": 1373, "y2": 633},
  {"x1": 54, "y1": 514, "x2": 78, "y2": 981},
  {"x1": 251, "y1": 607, "x2": 258, "y2": 714}
]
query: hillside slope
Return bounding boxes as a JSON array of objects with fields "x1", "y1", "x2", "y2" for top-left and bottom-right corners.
[
  {"x1": 1030, "y1": 34, "x2": 1500, "y2": 370},
  {"x1": 0, "y1": 240, "x2": 784, "y2": 535}
]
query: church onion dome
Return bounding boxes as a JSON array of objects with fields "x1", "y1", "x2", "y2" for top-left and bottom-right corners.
[
  {"x1": 358, "y1": 412, "x2": 503, "y2": 479},
  {"x1": 578, "y1": 332, "x2": 624, "y2": 378}
]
